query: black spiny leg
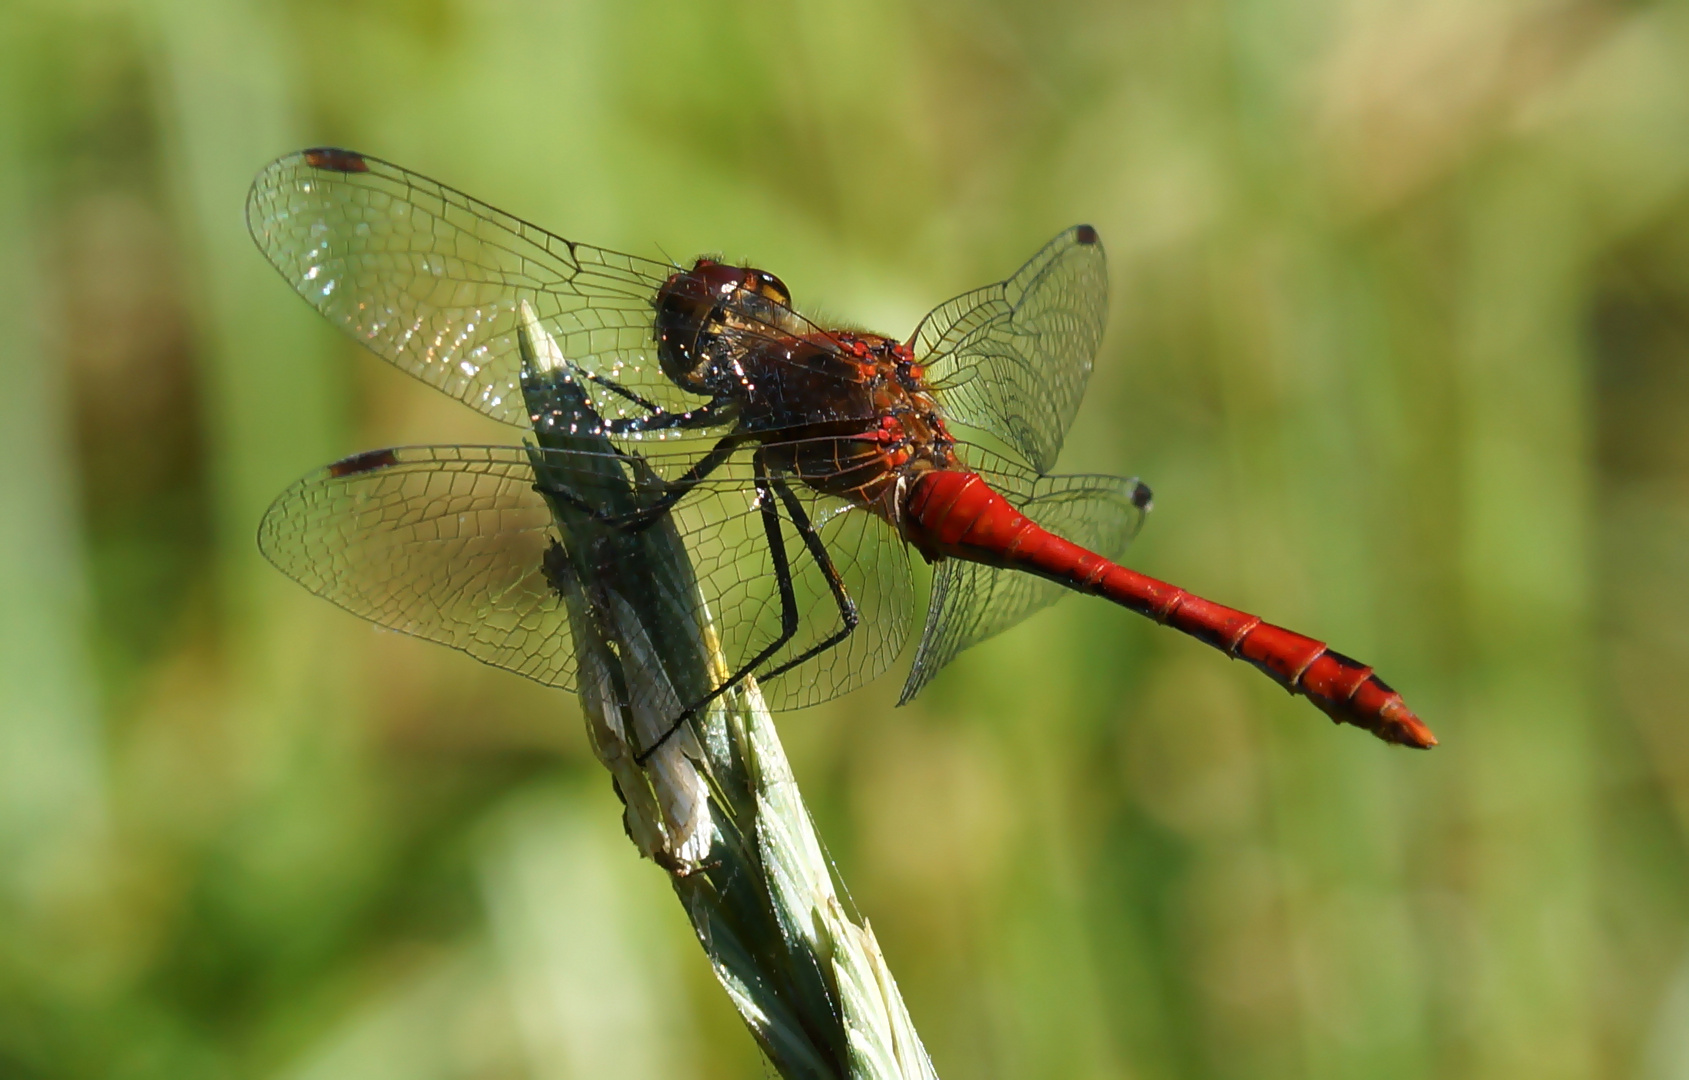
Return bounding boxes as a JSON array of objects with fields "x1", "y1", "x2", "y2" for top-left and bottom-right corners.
[
  {"x1": 535, "y1": 358, "x2": 726, "y2": 435},
  {"x1": 619, "y1": 433, "x2": 745, "y2": 529},
  {"x1": 633, "y1": 448, "x2": 803, "y2": 765},
  {"x1": 604, "y1": 401, "x2": 726, "y2": 435},
  {"x1": 574, "y1": 366, "x2": 663, "y2": 413},
  {"x1": 760, "y1": 477, "x2": 859, "y2": 680},
  {"x1": 535, "y1": 432, "x2": 746, "y2": 532}
]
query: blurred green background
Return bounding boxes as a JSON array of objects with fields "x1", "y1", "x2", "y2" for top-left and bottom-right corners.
[{"x1": 3, "y1": 0, "x2": 1688, "y2": 1077}]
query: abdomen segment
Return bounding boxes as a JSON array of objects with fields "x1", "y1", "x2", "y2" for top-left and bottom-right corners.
[{"x1": 903, "y1": 470, "x2": 1435, "y2": 748}]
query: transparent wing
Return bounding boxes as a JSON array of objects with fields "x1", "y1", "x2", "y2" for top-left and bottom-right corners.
[
  {"x1": 259, "y1": 442, "x2": 913, "y2": 710},
  {"x1": 247, "y1": 148, "x2": 839, "y2": 435},
  {"x1": 258, "y1": 445, "x2": 576, "y2": 686},
  {"x1": 897, "y1": 448, "x2": 1150, "y2": 704},
  {"x1": 911, "y1": 226, "x2": 1108, "y2": 473}
]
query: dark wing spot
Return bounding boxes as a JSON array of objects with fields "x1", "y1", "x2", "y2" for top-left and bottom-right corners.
[
  {"x1": 1074, "y1": 224, "x2": 1099, "y2": 245},
  {"x1": 327, "y1": 448, "x2": 400, "y2": 477},
  {"x1": 303, "y1": 147, "x2": 370, "y2": 173},
  {"x1": 1131, "y1": 480, "x2": 1153, "y2": 510}
]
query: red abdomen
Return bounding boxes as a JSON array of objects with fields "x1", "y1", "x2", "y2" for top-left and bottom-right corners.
[{"x1": 902, "y1": 469, "x2": 1435, "y2": 748}]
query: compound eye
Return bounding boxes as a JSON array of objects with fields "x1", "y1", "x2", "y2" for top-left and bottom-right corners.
[{"x1": 750, "y1": 270, "x2": 791, "y2": 308}]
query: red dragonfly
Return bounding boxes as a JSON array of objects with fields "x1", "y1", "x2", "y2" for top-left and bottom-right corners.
[{"x1": 249, "y1": 148, "x2": 1434, "y2": 753}]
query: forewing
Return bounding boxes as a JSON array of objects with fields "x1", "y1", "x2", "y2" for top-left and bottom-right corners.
[
  {"x1": 897, "y1": 453, "x2": 1150, "y2": 704},
  {"x1": 259, "y1": 445, "x2": 577, "y2": 687},
  {"x1": 912, "y1": 226, "x2": 1108, "y2": 473},
  {"x1": 246, "y1": 149, "x2": 699, "y2": 428}
]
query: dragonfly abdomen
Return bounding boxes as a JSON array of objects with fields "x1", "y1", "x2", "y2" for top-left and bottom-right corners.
[{"x1": 901, "y1": 469, "x2": 1435, "y2": 748}]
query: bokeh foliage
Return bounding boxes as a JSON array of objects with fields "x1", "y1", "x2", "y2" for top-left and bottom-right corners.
[{"x1": 3, "y1": 0, "x2": 1689, "y2": 1077}]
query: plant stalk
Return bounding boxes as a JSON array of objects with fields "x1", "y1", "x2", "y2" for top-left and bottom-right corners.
[{"x1": 517, "y1": 303, "x2": 938, "y2": 1080}]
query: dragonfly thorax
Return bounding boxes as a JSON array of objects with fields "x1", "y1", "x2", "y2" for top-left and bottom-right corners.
[
  {"x1": 751, "y1": 332, "x2": 958, "y2": 521},
  {"x1": 652, "y1": 258, "x2": 958, "y2": 517}
]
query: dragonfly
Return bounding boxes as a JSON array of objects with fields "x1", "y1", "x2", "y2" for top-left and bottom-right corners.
[{"x1": 248, "y1": 148, "x2": 1435, "y2": 756}]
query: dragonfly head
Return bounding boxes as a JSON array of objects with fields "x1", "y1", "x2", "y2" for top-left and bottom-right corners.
[{"x1": 655, "y1": 259, "x2": 794, "y2": 393}]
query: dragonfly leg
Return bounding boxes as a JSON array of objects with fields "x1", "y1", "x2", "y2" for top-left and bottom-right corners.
[
  {"x1": 532, "y1": 433, "x2": 745, "y2": 531},
  {"x1": 602, "y1": 397, "x2": 727, "y2": 435},
  {"x1": 618, "y1": 433, "x2": 745, "y2": 529},
  {"x1": 759, "y1": 475, "x2": 859, "y2": 679},
  {"x1": 633, "y1": 448, "x2": 803, "y2": 765},
  {"x1": 530, "y1": 359, "x2": 724, "y2": 434},
  {"x1": 570, "y1": 365, "x2": 664, "y2": 413}
]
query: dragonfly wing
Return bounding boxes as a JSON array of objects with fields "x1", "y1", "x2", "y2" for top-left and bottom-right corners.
[
  {"x1": 911, "y1": 225, "x2": 1108, "y2": 473},
  {"x1": 262, "y1": 440, "x2": 914, "y2": 710},
  {"x1": 897, "y1": 457, "x2": 1149, "y2": 704},
  {"x1": 247, "y1": 149, "x2": 704, "y2": 428},
  {"x1": 259, "y1": 444, "x2": 579, "y2": 687}
]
